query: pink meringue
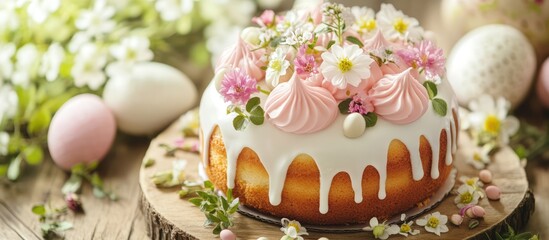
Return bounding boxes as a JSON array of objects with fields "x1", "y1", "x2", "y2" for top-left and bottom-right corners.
[
  {"x1": 363, "y1": 30, "x2": 391, "y2": 52},
  {"x1": 216, "y1": 37, "x2": 265, "y2": 81},
  {"x1": 265, "y1": 73, "x2": 338, "y2": 134},
  {"x1": 369, "y1": 67, "x2": 429, "y2": 124}
]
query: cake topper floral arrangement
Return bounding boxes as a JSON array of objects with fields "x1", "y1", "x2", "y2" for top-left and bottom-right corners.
[{"x1": 214, "y1": 2, "x2": 448, "y2": 137}]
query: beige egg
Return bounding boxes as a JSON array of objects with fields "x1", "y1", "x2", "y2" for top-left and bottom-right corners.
[
  {"x1": 343, "y1": 113, "x2": 365, "y2": 139},
  {"x1": 447, "y1": 24, "x2": 536, "y2": 108}
]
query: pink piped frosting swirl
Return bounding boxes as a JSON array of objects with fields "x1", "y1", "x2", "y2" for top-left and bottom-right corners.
[
  {"x1": 265, "y1": 73, "x2": 338, "y2": 134},
  {"x1": 369, "y1": 67, "x2": 429, "y2": 124}
]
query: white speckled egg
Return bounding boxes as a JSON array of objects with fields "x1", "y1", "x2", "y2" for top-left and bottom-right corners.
[
  {"x1": 48, "y1": 94, "x2": 116, "y2": 170},
  {"x1": 447, "y1": 24, "x2": 536, "y2": 108},
  {"x1": 102, "y1": 62, "x2": 198, "y2": 135},
  {"x1": 343, "y1": 113, "x2": 365, "y2": 139}
]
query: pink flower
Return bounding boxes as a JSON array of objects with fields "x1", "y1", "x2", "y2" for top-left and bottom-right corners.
[
  {"x1": 294, "y1": 45, "x2": 318, "y2": 78},
  {"x1": 348, "y1": 94, "x2": 374, "y2": 114},
  {"x1": 219, "y1": 68, "x2": 258, "y2": 105},
  {"x1": 397, "y1": 40, "x2": 445, "y2": 79},
  {"x1": 253, "y1": 10, "x2": 278, "y2": 27}
]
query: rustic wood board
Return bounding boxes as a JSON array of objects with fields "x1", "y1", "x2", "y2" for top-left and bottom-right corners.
[{"x1": 139, "y1": 122, "x2": 534, "y2": 240}]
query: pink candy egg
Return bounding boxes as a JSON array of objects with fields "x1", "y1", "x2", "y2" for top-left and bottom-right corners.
[
  {"x1": 219, "y1": 229, "x2": 236, "y2": 240},
  {"x1": 479, "y1": 169, "x2": 493, "y2": 183},
  {"x1": 537, "y1": 57, "x2": 549, "y2": 108},
  {"x1": 48, "y1": 94, "x2": 116, "y2": 170},
  {"x1": 486, "y1": 185, "x2": 501, "y2": 200},
  {"x1": 450, "y1": 214, "x2": 463, "y2": 226}
]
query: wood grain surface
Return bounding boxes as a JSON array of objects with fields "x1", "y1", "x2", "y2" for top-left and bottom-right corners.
[{"x1": 139, "y1": 122, "x2": 534, "y2": 240}]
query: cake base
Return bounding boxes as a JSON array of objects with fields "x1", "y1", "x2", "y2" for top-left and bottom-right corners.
[{"x1": 139, "y1": 121, "x2": 534, "y2": 239}]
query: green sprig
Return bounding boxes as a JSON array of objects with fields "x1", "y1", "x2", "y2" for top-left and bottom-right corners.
[
  {"x1": 189, "y1": 180, "x2": 239, "y2": 235},
  {"x1": 229, "y1": 97, "x2": 265, "y2": 131},
  {"x1": 31, "y1": 204, "x2": 73, "y2": 239},
  {"x1": 61, "y1": 163, "x2": 117, "y2": 201}
]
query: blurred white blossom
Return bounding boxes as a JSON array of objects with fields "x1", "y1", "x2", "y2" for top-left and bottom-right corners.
[
  {"x1": 0, "y1": 131, "x2": 9, "y2": 156},
  {"x1": 107, "y1": 36, "x2": 154, "y2": 77},
  {"x1": 68, "y1": 32, "x2": 92, "y2": 53},
  {"x1": 27, "y1": 0, "x2": 61, "y2": 23},
  {"x1": 12, "y1": 44, "x2": 40, "y2": 86},
  {"x1": 40, "y1": 43, "x2": 65, "y2": 82},
  {"x1": 71, "y1": 43, "x2": 107, "y2": 90},
  {"x1": 0, "y1": 43, "x2": 16, "y2": 84},
  {"x1": 75, "y1": 0, "x2": 116, "y2": 37},
  {"x1": 0, "y1": 2, "x2": 20, "y2": 32},
  {"x1": 155, "y1": 0, "x2": 194, "y2": 21},
  {"x1": 0, "y1": 86, "x2": 18, "y2": 124}
]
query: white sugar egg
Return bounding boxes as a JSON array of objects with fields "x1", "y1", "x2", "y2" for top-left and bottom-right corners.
[
  {"x1": 447, "y1": 24, "x2": 536, "y2": 108},
  {"x1": 343, "y1": 113, "x2": 366, "y2": 139},
  {"x1": 48, "y1": 94, "x2": 116, "y2": 170},
  {"x1": 103, "y1": 62, "x2": 198, "y2": 136}
]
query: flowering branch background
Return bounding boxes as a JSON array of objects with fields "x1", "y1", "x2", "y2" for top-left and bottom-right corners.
[{"x1": 0, "y1": 0, "x2": 283, "y2": 181}]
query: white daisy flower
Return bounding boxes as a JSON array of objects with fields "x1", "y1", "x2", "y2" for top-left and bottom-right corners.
[
  {"x1": 459, "y1": 176, "x2": 485, "y2": 198},
  {"x1": 75, "y1": 0, "x2": 116, "y2": 37},
  {"x1": 71, "y1": 43, "x2": 107, "y2": 90},
  {"x1": 466, "y1": 145, "x2": 491, "y2": 170},
  {"x1": 266, "y1": 47, "x2": 290, "y2": 87},
  {"x1": 0, "y1": 131, "x2": 9, "y2": 156},
  {"x1": 26, "y1": 0, "x2": 60, "y2": 23},
  {"x1": 350, "y1": 6, "x2": 377, "y2": 38},
  {"x1": 397, "y1": 214, "x2": 420, "y2": 237},
  {"x1": 0, "y1": 43, "x2": 16, "y2": 84},
  {"x1": 12, "y1": 44, "x2": 40, "y2": 87},
  {"x1": 320, "y1": 44, "x2": 373, "y2": 89},
  {"x1": 416, "y1": 212, "x2": 449, "y2": 236},
  {"x1": 467, "y1": 95, "x2": 520, "y2": 146},
  {"x1": 376, "y1": 3, "x2": 423, "y2": 41},
  {"x1": 363, "y1": 217, "x2": 400, "y2": 240},
  {"x1": 280, "y1": 218, "x2": 308, "y2": 240},
  {"x1": 454, "y1": 184, "x2": 481, "y2": 209},
  {"x1": 155, "y1": 0, "x2": 193, "y2": 22},
  {"x1": 39, "y1": 43, "x2": 65, "y2": 82}
]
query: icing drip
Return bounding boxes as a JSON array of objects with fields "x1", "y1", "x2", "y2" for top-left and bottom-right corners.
[
  {"x1": 369, "y1": 68, "x2": 429, "y2": 124},
  {"x1": 199, "y1": 78, "x2": 458, "y2": 214},
  {"x1": 265, "y1": 73, "x2": 338, "y2": 134}
]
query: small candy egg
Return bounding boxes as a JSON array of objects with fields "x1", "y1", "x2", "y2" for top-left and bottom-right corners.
[
  {"x1": 450, "y1": 214, "x2": 463, "y2": 226},
  {"x1": 343, "y1": 113, "x2": 366, "y2": 138},
  {"x1": 466, "y1": 206, "x2": 486, "y2": 218},
  {"x1": 537, "y1": 57, "x2": 549, "y2": 108},
  {"x1": 48, "y1": 94, "x2": 116, "y2": 170},
  {"x1": 219, "y1": 229, "x2": 236, "y2": 240},
  {"x1": 486, "y1": 185, "x2": 501, "y2": 200},
  {"x1": 213, "y1": 68, "x2": 228, "y2": 92},
  {"x1": 479, "y1": 169, "x2": 493, "y2": 183}
]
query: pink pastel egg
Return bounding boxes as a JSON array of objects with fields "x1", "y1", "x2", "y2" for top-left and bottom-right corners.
[
  {"x1": 537, "y1": 57, "x2": 549, "y2": 108},
  {"x1": 466, "y1": 205, "x2": 486, "y2": 218},
  {"x1": 450, "y1": 214, "x2": 463, "y2": 226},
  {"x1": 48, "y1": 94, "x2": 116, "y2": 170},
  {"x1": 219, "y1": 229, "x2": 236, "y2": 240},
  {"x1": 479, "y1": 169, "x2": 493, "y2": 183},
  {"x1": 486, "y1": 185, "x2": 501, "y2": 200}
]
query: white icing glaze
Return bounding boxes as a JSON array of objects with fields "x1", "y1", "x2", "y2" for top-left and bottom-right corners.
[{"x1": 199, "y1": 79, "x2": 458, "y2": 214}]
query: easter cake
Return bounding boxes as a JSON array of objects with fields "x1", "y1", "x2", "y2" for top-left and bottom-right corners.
[{"x1": 199, "y1": 3, "x2": 459, "y2": 225}]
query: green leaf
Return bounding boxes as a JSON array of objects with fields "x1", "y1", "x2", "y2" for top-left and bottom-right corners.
[
  {"x1": 90, "y1": 173, "x2": 103, "y2": 188},
  {"x1": 346, "y1": 36, "x2": 364, "y2": 48},
  {"x1": 432, "y1": 98, "x2": 448, "y2": 116},
  {"x1": 61, "y1": 174, "x2": 82, "y2": 194},
  {"x1": 363, "y1": 112, "x2": 378, "y2": 128},
  {"x1": 143, "y1": 158, "x2": 156, "y2": 168},
  {"x1": 245, "y1": 97, "x2": 260, "y2": 112},
  {"x1": 23, "y1": 145, "x2": 44, "y2": 165},
  {"x1": 189, "y1": 198, "x2": 203, "y2": 206},
  {"x1": 326, "y1": 40, "x2": 336, "y2": 49},
  {"x1": 249, "y1": 106, "x2": 265, "y2": 125},
  {"x1": 204, "y1": 180, "x2": 214, "y2": 190},
  {"x1": 32, "y1": 205, "x2": 46, "y2": 216},
  {"x1": 423, "y1": 81, "x2": 437, "y2": 99},
  {"x1": 338, "y1": 98, "x2": 352, "y2": 114},
  {"x1": 0, "y1": 164, "x2": 8, "y2": 176},
  {"x1": 232, "y1": 115, "x2": 247, "y2": 131},
  {"x1": 27, "y1": 107, "x2": 51, "y2": 135},
  {"x1": 7, "y1": 155, "x2": 22, "y2": 181},
  {"x1": 213, "y1": 224, "x2": 222, "y2": 235}
]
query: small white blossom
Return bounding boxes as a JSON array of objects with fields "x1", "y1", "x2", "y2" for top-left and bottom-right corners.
[
  {"x1": 396, "y1": 214, "x2": 420, "y2": 237},
  {"x1": 454, "y1": 184, "x2": 481, "y2": 209},
  {"x1": 0, "y1": 85, "x2": 18, "y2": 124},
  {"x1": 110, "y1": 36, "x2": 153, "y2": 63},
  {"x1": 266, "y1": 47, "x2": 290, "y2": 87},
  {"x1": 155, "y1": 0, "x2": 193, "y2": 21},
  {"x1": 376, "y1": 3, "x2": 423, "y2": 41},
  {"x1": 0, "y1": 131, "x2": 9, "y2": 156},
  {"x1": 320, "y1": 44, "x2": 373, "y2": 89},
  {"x1": 416, "y1": 212, "x2": 449, "y2": 236},
  {"x1": 351, "y1": 6, "x2": 377, "y2": 39},
  {"x1": 363, "y1": 217, "x2": 399, "y2": 240},
  {"x1": 27, "y1": 0, "x2": 60, "y2": 23},
  {"x1": 171, "y1": 159, "x2": 187, "y2": 185},
  {"x1": 71, "y1": 43, "x2": 107, "y2": 90},
  {"x1": 0, "y1": 43, "x2": 16, "y2": 84},
  {"x1": 467, "y1": 145, "x2": 491, "y2": 170},
  {"x1": 459, "y1": 176, "x2": 485, "y2": 198},
  {"x1": 280, "y1": 218, "x2": 308, "y2": 240},
  {"x1": 12, "y1": 44, "x2": 40, "y2": 87},
  {"x1": 467, "y1": 95, "x2": 520, "y2": 146},
  {"x1": 0, "y1": 2, "x2": 20, "y2": 32},
  {"x1": 75, "y1": 0, "x2": 116, "y2": 37},
  {"x1": 281, "y1": 22, "x2": 314, "y2": 46},
  {"x1": 40, "y1": 43, "x2": 65, "y2": 81}
]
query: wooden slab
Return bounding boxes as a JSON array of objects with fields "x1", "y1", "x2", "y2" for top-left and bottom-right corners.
[{"x1": 139, "y1": 122, "x2": 534, "y2": 240}]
